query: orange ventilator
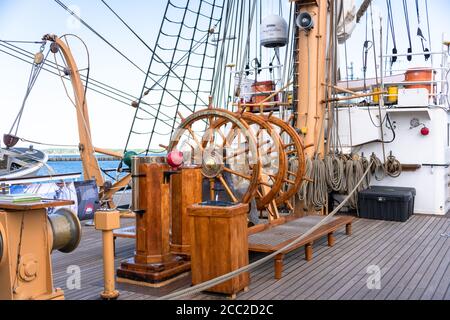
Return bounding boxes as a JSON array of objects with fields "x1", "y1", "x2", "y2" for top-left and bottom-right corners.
[{"x1": 404, "y1": 68, "x2": 436, "y2": 94}]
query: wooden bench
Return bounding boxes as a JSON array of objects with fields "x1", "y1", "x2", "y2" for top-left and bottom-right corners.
[
  {"x1": 113, "y1": 226, "x2": 136, "y2": 255},
  {"x1": 111, "y1": 216, "x2": 354, "y2": 280},
  {"x1": 113, "y1": 226, "x2": 136, "y2": 240},
  {"x1": 247, "y1": 215, "x2": 354, "y2": 280}
]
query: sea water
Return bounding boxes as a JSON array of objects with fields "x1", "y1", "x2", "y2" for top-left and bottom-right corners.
[{"x1": 37, "y1": 160, "x2": 123, "y2": 180}]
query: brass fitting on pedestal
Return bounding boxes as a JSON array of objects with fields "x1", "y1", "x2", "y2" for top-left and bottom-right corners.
[{"x1": 94, "y1": 209, "x2": 121, "y2": 300}]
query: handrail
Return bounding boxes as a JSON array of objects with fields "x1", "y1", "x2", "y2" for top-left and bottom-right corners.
[{"x1": 382, "y1": 51, "x2": 447, "y2": 58}]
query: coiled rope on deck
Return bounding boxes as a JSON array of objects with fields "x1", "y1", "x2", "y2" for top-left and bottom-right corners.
[{"x1": 159, "y1": 160, "x2": 374, "y2": 300}]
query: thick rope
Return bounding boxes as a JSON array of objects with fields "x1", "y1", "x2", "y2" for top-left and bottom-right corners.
[
  {"x1": 324, "y1": 155, "x2": 345, "y2": 192},
  {"x1": 370, "y1": 152, "x2": 385, "y2": 181},
  {"x1": 307, "y1": 156, "x2": 328, "y2": 211},
  {"x1": 361, "y1": 155, "x2": 371, "y2": 187},
  {"x1": 160, "y1": 160, "x2": 374, "y2": 300},
  {"x1": 344, "y1": 156, "x2": 367, "y2": 209},
  {"x1": 297, "y1": 156, "x2": 312, "y2": 202},
  {"x1": 385, "y1": 152, "x2": 402, "y2": 178}
]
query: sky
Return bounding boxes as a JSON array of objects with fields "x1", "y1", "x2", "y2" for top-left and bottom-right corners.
[{"x1": 1, "y1": 0, "x2": 450, "y2": 151}]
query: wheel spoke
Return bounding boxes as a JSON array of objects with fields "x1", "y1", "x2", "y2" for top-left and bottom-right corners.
[
  {"x1": 209, "y1": 178, "x2": 215, "y2": 201},
  {"x1": 221, "y1": 124, "x2": 238, "y2": 148},
  {"x1": 218, "y1": 175, "x2": 238, "y2": 203},
  {"x1": 223, "y1": 167, "x2": 252, "y2": 180},
  {"x1": 224, "y1": 139, "x2": 270, "y2": 161},
  {"x1": 187, "y1": 125, "x2": 204, "y2": 152},
  {"x1": 285, "y1": 200, "x2": 294, "y2": 211}
]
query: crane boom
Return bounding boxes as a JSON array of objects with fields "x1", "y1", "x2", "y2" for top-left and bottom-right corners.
[{"x1": 43, "y1": 34, "x2": 105, "y2": 187}]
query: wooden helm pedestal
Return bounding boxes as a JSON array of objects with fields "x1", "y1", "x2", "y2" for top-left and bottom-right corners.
[
  {"x1": 117, "y1": 157, "x2": 190, "y2": 287},
  {"x1": 170, "y1": 166, "x2": 203, "y2": 256},
  {"x1": 0, "y1": 200, "x2": 79, "y2": 300}
]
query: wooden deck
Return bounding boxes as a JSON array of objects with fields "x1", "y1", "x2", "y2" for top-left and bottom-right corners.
[{"x1": 52, "y1": 214, "x2": 450, "y2": 300}]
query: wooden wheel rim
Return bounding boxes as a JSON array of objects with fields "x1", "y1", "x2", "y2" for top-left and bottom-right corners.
[
  {"x1": 210, "y1": 112, "x2": 287, "y2": 209},
  {"x1": 265, "y1": 116, "x2": 306, "y2": 207}
]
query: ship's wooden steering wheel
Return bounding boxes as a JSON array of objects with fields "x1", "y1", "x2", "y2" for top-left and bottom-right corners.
[
  {"x1": 209, "y1": 111, "x2": 287, "y2": 210},
  {"x1": 168, "y1": 108, "x2": 261, "y2": 204}
]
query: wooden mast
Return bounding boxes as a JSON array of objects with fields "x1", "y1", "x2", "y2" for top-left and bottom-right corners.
[
  {"x1": 293, "y1": 0, "x2": 328, "y2": 158},
  {"x1": 43, "y1": 34, "x2": 104, "y2": 187}
]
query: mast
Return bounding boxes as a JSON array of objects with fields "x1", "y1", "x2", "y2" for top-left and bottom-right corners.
[
  {"x1": 43, "y1": 34, "x2": 104, "y2": 187},
  {"x1": 293, "y1": 0, "x2": 328, "y2": 158}
]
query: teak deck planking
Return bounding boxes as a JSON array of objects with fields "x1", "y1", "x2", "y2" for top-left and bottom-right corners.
[{"x1": 51, "y1": 215, "x2": 450, "y2": 300}]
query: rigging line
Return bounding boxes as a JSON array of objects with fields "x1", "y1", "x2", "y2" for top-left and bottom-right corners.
[
  {"x1": 236, "y1": 0, "x2": 258, "y2": 103},
  {"x1": 0, "y1": 41, "x2": 139, "y2": 102},
  {"x1": 0, "y1": 47, "x2": 152, "y2": 115},
  {"x1": 414, "y1": 0, "x2": 430, "y2": 60},
  {"x1": 18, "y1": 137, "x2": 78, "y2": 148},
  {"x1": 234, "y1": 0, "x2": 246, "y2": 85},
  {"x1": 281, "y1": 2, "x2": 294, "y2": 93},
  {"x1": 221, "y1": 0, "x2": 240, "y2": 109},
  {"x1": 415, "y1": 0, "x2": 421, "y2": 25},
  {"x1": 210, "y1": 0, "x2": 230, "y2": 109},
  {"x1": 54, "y1": 49, "x2": 98, "y2": 151},
  {"x1": 145, "y1": 0, "x2": 194, "y2": 153},
  {"x1": 168, "y1": 0, "x2": 215, "y2": 139},
  {"x1": 366, "y1": 5, "x2": 386, "y2": 129},
  {"x1": 53, "y1": 0, "x2": 146, "y2": 74},
  {"x1": 100, "y1": 0, "x2": 208, "y2": 107},
  {"x1": 386, "y1": 0, "x2": 397, "y2": 65},
  {"x1": 247, "y1": 0, "x2": 251, "y2": 64},
  {"x1": 120, "y1": 1, "x2": 171, "y2": 159},
  {"x1": 59, "y1": 35, "x2": 175, "y2": 129},
  {"x1": 9, "y1": 48, "x2": 50, "y2": 136},
  {"x1": 0, "y1": 40, "x2": 45, "y2": 44},
  {"x1": 342, "y1": 0, "x2": 350, "y2": 86},
  {"x1": 402, "y1": 0, "x2": 413, "y2": 61},
  {"x1": 369, "y1": 3, "x2": 379, "y2": 85},
  {"x1": 199, "y1": 0, "x2": 224, "y2": 107},
  {"x1": 55, "y1": 36, "x2": 174, "y2": 129},
  {"x1": 362, "y1": 12, "x2": 372, "y2": 92},
  {"x1": 54, "y1": 0, "x2": 198, "y2": 115},
  {"x1": 425, "y1": 0, "x2": 432, "y2": 64},
  {"x1": 384, "y1": 10, "x2": 391, "y2": 76},
  {"x1": 61, "y1": 34, "x2": 91, "y2": 123}
]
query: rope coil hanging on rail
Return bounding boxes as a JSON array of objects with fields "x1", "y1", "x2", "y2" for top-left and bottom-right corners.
[
  {"x1": 324, "y1": 154, "x2": 346, "y2": 193},
  {"x1": 307, "y1": 156, "x2": 328, "y2": 211},
  {"x1": 297, "y1": 156, "x2": 312, "y2": 202}
]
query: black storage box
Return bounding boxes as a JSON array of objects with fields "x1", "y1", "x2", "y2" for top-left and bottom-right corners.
[{"x1": 358, "y1": 186, "x2": 416, "y2": 222}]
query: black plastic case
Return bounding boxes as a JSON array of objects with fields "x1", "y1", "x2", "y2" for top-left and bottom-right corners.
[{"x1": 358, "y1": 186, "x2": 416, "y2": 222}]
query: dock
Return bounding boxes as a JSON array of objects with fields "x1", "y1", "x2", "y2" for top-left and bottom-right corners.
[
  {"x1": 49, "y1": 155, "x2": 120, "y2": 162},
  {"x1": 52, "y1": 214, "x2": 450, "y2": 300}
]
